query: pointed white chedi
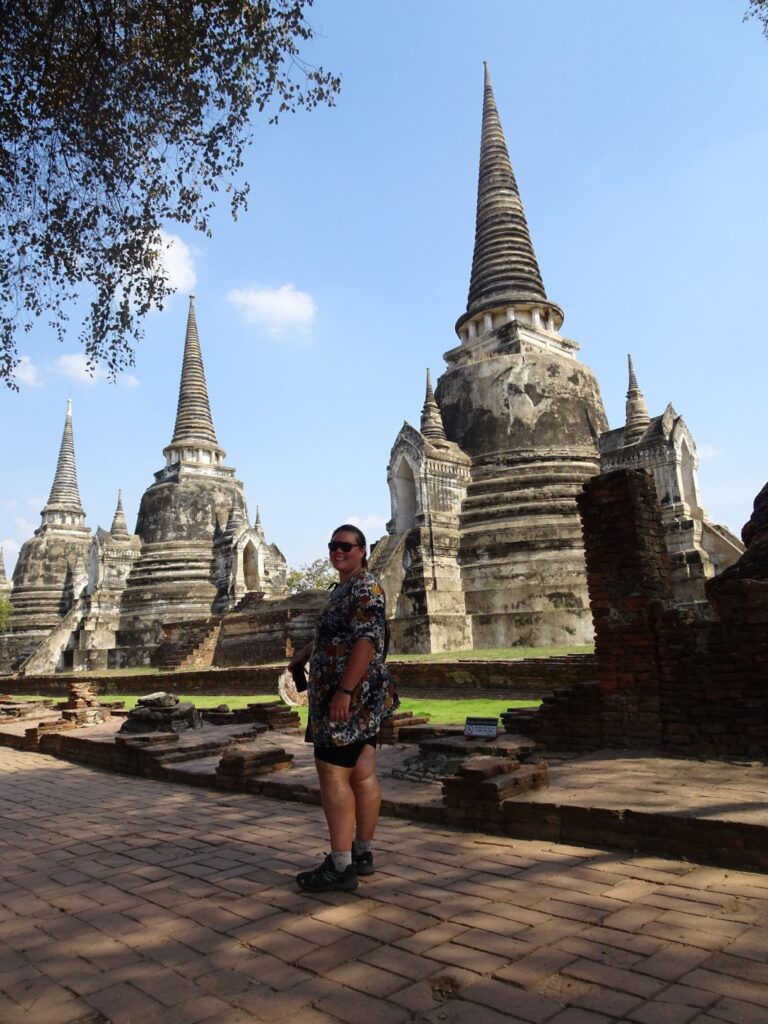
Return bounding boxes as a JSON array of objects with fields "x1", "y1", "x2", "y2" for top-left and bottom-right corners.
[
  {"x1": 0, "y1": 400, "x2": 92, "y2": 669},
  {"x1": 376, "y1": 65, "x2": 609, "y2": 651},
  {"x1": 115, "y1": 297, "x2": 286, "y2": 665}
]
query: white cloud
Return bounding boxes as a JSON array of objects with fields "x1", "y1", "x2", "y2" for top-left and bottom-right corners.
[
  {"x1": 14, "y1": 356, "x2": 43, "y2": 387},
  {"x1": 52, "y1": 354, "x2": 139, "y2": 388},
  {"x1": 227, "y1": 283, "x2": 317, "y2": 340},
  {"x1": 158, "y1": 231, "x2": 197, "y2": 293},
  {"x1": 54, "y1": 353, "x2": 104, "y2": 385},
  {"x1": 346, "y1": 514, "x2": 388, "y2": 543}
]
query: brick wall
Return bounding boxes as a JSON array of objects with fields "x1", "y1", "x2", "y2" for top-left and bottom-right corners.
[{"x1": 525, "y1": 469, "x2": 768, "y2": 759}]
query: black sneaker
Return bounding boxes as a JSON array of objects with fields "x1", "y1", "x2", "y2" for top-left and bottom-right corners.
[
  {"x1": 352, "y1": 849, "x2": 374, "y2": 876},
  {"x1": 296, "y1": 854, "x2": 358, "y2": 893}
]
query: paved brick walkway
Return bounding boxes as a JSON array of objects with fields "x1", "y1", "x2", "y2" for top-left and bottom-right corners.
[{"x1": 1, "y1": 748, "x2": 767, "y2": 1024}]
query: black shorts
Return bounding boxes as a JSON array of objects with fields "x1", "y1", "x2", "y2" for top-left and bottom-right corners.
[{"x1": 313, "y1": 735, "x2": 379, "y2": 768}]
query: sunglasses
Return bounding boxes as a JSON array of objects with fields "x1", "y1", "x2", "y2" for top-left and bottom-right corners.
[{"x1": 328, "y1": 541, "x2": 361, "y2": 552}]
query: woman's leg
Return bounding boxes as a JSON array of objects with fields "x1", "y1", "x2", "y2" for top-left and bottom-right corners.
[
  {"x1": 314, "y1": 759, "x2": 356, "y2": 851},
  {"x1": 350, "y1": 745, "x2": 381, "y2": 842}
]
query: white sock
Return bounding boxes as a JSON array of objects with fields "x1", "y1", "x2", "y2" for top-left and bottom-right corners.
[
  {"x1": 331, "y1": 851, "x2": 352, "y2": 872},
  {"x1": 353, "y1": 839, "x2": 372, "y2": 855}
]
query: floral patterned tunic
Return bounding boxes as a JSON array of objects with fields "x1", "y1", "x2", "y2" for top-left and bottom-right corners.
[{"x1": 307, "y1": 572, "x2": 399, "y2": 748}]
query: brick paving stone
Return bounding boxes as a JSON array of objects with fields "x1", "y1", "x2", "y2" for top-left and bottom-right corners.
[
  {"x1": 325, "y1": 959, "x2": 409, "y2": 996},
  {"x1": 387, "y1": 977, "x2": 445, "y2": 1014},
  {"x1": 242, "y1": 926, "x2": 319, "y2": 963},
  {"x1": 460, "y1": 976, "x2": 565, "y2": 1022},
  {"x1": 555, "y1": 935, "x2": 644, "y2": 969},
  {"x1": 422, "y1": 940, "x2": 511, "y2": 975},
  {"x1": 602, "y1": 879, "x2": 660, "y2": 903},
  {"x1": 295, "y1": 931, "x2": 381, "y2": 974},
  {"x1": 395, "y1": 921, "x2": 469, "y2": 954},
  {"x1": 83, "y1": 980, "x2": 165, "y2": 1022},
  {"x1": 535, "y1": 898, "x2": 616, "y2": 925},
  {"x1": 537, "y1": 972, "x2": 592, "y2": 1002},
  {"x1": 493, "y1": 949, "x2": 578, "y2": 991},
  {"x1": 575, "y1": 925, "x2": 666, "y2": 957},
  {"x1": 420, "y1": 1001, "x2": 530, "y2": 1024},
  {"x1": 561, "y1": 960, "x2": 667, "y2": 999},
  {"x1": 451, "y1": 926, "x2": 531, "y2": 959},
  {"x1": 360, "y1": 944, "x2": 443, "y2": 981},
  {"x1": 233, "y1": 975, "x2": 340, "y2": 1020},
  {"x1": 517, "y1": 918, "x2": 588, "y2": 949},
  {"x1": 704, "y1": 995, "x2": 768, "y2": 1023},
  {"x1": 571, "y1": 984, "x2": 644, "y2": 1018},
  {"x1": 635, "y1": 944, "x2": 712, "y2": 981},
  {"x1": 130, "y1": 967, "x2": 203, "y2": 1006},
  {"x1": 600, "y1": 905, "x2": 663, "y2": 932},
  {"x1": 279, "y1": 915, "x2": 351, "y2": 947},
  {"x1": 315, "y1": 985, "x2": 412, "y2": 1024},
  {"x1": 639, "y1": 919, "x2": 744, "y2": 952},
  {"x1": 714, "y1": 927, "x2": 768, "y2": 963},
  {"x1": 700, "y1": 951, "x2": 768, "y2": 985},
  {"x1": 451, "y1": 910, "x2": 531, "y2": 936},
  {"x1": 368, "y1": 903, "x2": 440, "y2": 931},
  {"x1": 544, "y1": 1009, "x2": 613, "y2": 1024},
  {"x1": 192, "y1": 966, "x2": 255, "y2": 998},
  {"x1": 679, "y1": 968, "x2": 768, "y2": 1007},
  {"x1": 656, "y1": 984, "x2": 719, "y2": 1008},
  {"x1": 5, "y1": 750, "x2": 768, "y2": 1024},
  {"x1": 627, "y1": 1002, "x2": 701, "y2": 1024}
]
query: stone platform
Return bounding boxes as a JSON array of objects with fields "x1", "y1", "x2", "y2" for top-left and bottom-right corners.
[{"x1": 1, "y1": 710, "x2": 767, "y2": 872}]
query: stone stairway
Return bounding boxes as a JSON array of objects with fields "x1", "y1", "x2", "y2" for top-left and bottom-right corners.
[{"x1": 151, "y1": 618, "x2": 222, "y2": 671}]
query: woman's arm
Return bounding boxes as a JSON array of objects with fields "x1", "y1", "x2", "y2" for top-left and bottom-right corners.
[
  {"x1": 288, "y1": 641, "x2": 314, "y2": 670},
  {"x1": 329, "y1": 637, "x2": 374, "y2": 722}
]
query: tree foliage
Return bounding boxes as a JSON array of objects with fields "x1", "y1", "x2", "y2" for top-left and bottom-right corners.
[
  {"x1": 287, "y1": 557, "x2": 336, "y2": 594},
  {"x1": 0, "y1": 594, "x2": 12, "y2": 632},
  {"x1": 746, "y1": 0, "x2": 768, "y2": 34},
  {"x1": 0, "y1": 1, "x2": 339, "y2": 389}
]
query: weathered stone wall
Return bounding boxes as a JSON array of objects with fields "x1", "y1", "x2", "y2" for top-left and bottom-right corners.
[
  {"x1": 0, "y1": 652, "x2": 596, "y2": 699},
  {"x1": 577, "y1": 470, "x2": 669, "y2": 750},
  {"x1": 516, "y1": 469, "x2": 768, "y2": 759}
]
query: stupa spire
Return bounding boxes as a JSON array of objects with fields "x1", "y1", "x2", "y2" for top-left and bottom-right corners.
[
  {"x1": 0, "y1": 547, "x2": 6, "y2": 584},
  {"x1": 254, "y1": 505, "x2": 266, "y2": 540},
  {"x1": 167, "y1": 296, "x2": 224, "y2": 459},
  {"x1": 41, "y1": 399, "x2": 86, "y2": 528},
  {"x1": 225, "y1": 489, "x2": 246, "y2": 535},
  {"x1": 110, "y1": 490, "x2": 130, "y2": 540},
  {"x1": 420, "y1": 369, "x2": 447, "y2": 443},
  {"x1": 464, "y1": 63, "x2": 548, "y2": 319},
  {"x1": 624, "y1": 354, "x2": 651, "y2": 443}
]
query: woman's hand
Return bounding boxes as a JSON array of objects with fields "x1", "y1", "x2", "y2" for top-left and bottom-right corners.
[{"x1": 330, "y1": 690, "x2": 352, "y2": 722}]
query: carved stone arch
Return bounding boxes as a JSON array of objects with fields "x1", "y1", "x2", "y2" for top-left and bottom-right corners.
[
  {"x1": 242, "y1": 539, "x2": 261, "y2": 591},
  {"x1": 678, "y1": 435, "x2": 702, "y2": 517},
  {"x1": 393, "y1": 453, "x2": 418, "y2": 534}
]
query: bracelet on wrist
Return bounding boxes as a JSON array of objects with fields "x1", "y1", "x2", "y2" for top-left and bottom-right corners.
[{"x1": 336, "y1": 686, "x2": 354, "y2": 696}]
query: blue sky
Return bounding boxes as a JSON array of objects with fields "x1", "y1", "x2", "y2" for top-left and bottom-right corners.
[{"x1": 2, "y1": 0, "x2": 767, "y2": 576}]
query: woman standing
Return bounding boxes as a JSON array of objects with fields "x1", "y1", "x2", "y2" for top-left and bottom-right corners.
[{"x1": 289, "y1": 524, "x2": 398, "y2": 893}]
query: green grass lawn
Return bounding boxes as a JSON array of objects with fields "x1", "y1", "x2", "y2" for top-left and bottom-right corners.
[
  {"x1": 12, "y1": 693, "x2": 539, "y2": 727},
  {"x1": 391, "y1": 645, "x2": 592, "y2": 662}
]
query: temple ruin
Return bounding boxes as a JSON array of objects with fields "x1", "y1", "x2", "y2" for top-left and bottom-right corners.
[
  {"x1": 0, "y1": 298, "x2": 288, "y2": 673},
  {"x1": 371, "y1": 65, "x2": 741, "y2": 652}
]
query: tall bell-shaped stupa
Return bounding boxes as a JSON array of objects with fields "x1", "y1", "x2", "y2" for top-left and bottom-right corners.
[
  {"x1": 0, "y1": 400, "x2": 92, "y2": 668},
  {"x1": 115, "y1": 297, "x2": 285, "y2": 663},
  {"x1": 434, "y1": 64, "x2": 608, "y2": 646}
]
